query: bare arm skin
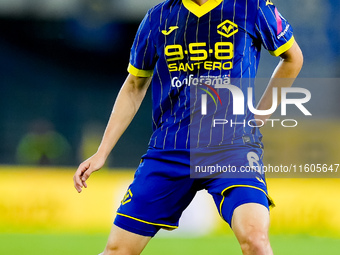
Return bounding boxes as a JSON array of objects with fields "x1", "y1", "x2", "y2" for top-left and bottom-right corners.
[
  {"x1": 255, "y1": 41, "x2": 304, "y2": 124},
  {"x1": 73, "y1": 74, "x2": 152, "y2": 193}
]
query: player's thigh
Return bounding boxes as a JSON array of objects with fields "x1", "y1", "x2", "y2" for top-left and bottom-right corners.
[
  {"x1": 208, "y1": 182, "x2": 271, "y2": 225},
  {"x1": 203, "y1": 144, "x2": 273, "y2": 226},
  {"x1": 104, "y1": 224, "x2": 151, "y2": 255},
  {"x1": 231, "y1": 202, "x2": 270, "y2": 244}
]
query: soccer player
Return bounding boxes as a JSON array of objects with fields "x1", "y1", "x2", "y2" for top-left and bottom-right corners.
[{"x1": 74, "y1": 0, "x2": 303, "y2": 254}]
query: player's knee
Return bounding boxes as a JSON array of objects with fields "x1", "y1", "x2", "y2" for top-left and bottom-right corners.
[
  {"x1": 104, "y1": 243, "x2": 136, "y2": 255},
  {"x1": 103, "y1": 243, "x2": 119, "y2": 255},
  {"x1": 239, "y1": 230, "x2": 270, "y2": 255}
]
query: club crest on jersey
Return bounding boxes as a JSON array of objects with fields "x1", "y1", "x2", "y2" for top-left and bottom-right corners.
[{"x1": 217, "y1": 20, "x2": 238, "y2": 38}]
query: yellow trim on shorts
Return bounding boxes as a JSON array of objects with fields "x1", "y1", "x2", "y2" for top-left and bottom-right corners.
[
  {"x1": 218, "y1": 185, "x2": 275, "y2": 221},
  {"x1": 269, "y1": 36, "x2": 295, "y2": 57},
  {"x1": 127, "y1": 63, "x2": 153, "y2": 77},
  {"x1": 116, "y1": 213, "x2": 178, "y2": 229}
]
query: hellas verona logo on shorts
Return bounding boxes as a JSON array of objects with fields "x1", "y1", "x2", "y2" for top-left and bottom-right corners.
[
  {"x1": 121, "y1": 189, "x2": 133, "y2": 205},
  {"x1": 217, "y1": 20, "x2": 238, "y2": 38}
]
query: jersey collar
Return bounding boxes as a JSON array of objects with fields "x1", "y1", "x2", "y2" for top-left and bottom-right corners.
[{"x1": 182, "y1": 0, "x2": 223, "y2": 18}]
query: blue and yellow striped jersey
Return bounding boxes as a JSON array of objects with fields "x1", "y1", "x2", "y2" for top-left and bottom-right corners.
[{"x1": 128, "y1": 0, "x2": 294, "y2": 150}]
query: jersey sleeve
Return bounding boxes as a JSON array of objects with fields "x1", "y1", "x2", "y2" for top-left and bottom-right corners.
[
  {"x1": 255, "y1": 0, "x2": 294, "y2": 57},
  {"x1": 127, "y1": 12, "x2": 157, "y2": 77}
]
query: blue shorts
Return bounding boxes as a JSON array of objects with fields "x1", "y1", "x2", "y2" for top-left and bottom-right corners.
[{"x1": 114, "y1": 144, "x2": 274, "y2": 237}]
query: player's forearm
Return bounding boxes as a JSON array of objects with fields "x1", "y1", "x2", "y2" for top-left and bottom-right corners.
[
  {"x1": 96, "y1": 74, "x2": 151, "y2": 159},
  {"x1": 256, "y1": 41, "x2": 303, "y2": 118}
]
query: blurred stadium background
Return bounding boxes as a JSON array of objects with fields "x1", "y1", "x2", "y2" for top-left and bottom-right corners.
[{"x1": 0, "y1": 0, "x2": 340, "y2": 254}]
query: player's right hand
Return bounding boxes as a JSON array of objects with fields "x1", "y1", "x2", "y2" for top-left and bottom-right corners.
[{"x1": 73, "y1": 153, "x2": 106, "y2": 193}]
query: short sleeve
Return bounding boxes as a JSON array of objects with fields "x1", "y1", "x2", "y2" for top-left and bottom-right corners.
[
  {"x1": 255, "y1": 0, "x2": 294, "y2": 57},
  {"x1": 128, "y1": 13, "x2": 157, "y2": 77}
]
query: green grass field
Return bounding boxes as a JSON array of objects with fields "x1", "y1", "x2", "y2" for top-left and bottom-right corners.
[{"x1": 1, "y1": 233, "x2": 339, "y2": 255}]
